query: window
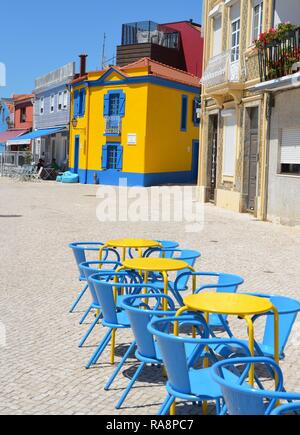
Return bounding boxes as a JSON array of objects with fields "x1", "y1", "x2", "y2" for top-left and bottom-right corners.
[
  {"x1": 40, "y1": 97, "x2": 44, "y2": 115},
  {"x1": 280, "y1": 128, "x2": 300, "y2": 175},
  {"x1": 230, "y1": 1, "x2": 240, "y2": 62},
  {"x1": 58, "y1": 92, "x2": 63, "y2": 111},
  {"x1": 50, "y1": 95, "x2": 55, "y2": 113},
  {"x1": 103, "y1": 91, "x2": 126, "y2": 118},
  {"x1": 101, "y1": 144, "x2": 123, "y2": 170},
  {"x1": 222, "y1": 110, "x2": 237, "y2": 177},
  {"x1": 212, "y1": 15, "x2": 222, "y2": 57},
  {"x1": 20, "y1": 107, "x2": 26, "y2": 123},
  {"x1": 181, "y1": 95, "x2": 188, "y2": 131},
  {"x1": 63, "y1": 91, "x2": 68, "y2": 110},
  {"x1": 78, "y1": 89, "x2": 86, "y2": 117},
  {"x1": 193, "y1": 97, "x2": 201, "y2": 126},
  {"x1": 231, "y1": 19, "x2": 240, "y2": 62},
  {"x1": 252, "y1": 0, "x2": 263, "y2": 42},
  {"x1": 109, "y1": 94, "x2": 120, "y2": 116}
]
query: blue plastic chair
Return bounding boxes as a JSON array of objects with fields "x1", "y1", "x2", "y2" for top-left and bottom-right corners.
[
  {"x1": 148, "y1": 316, "x2": 251, "y2": 415},
  {"x1": 147, "y1": 249, "x2": 201, "y2": 293},
  {"x1": 215, "y1": 294, "x2": 300, "y2": 360},
  {"x1": 211, "y1": 357, "x2": 300, "y2": 415},
  {"x1": 69, "y1": 242, "x2": 120, "y2": 313},
  {"x1": 105, "y1": 293, "x2": 178, "y2": 409},
  {"x1": 271, "y1": 403, "x2": 300, "y2": 415},
  {"x1": 128, "y1": 240, "x2": 179, "y2": 259},
  {"x1": 173, "y1": 272, "x2": 244, "y2": 328},
  {"x1": 86, "y1": 273, "x2": 155, "y2": 370}
]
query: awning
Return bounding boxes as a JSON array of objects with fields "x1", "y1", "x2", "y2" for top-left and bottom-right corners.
[
  {"x1": 10, "y1": 127, "x2": 66, "y2": 141},
  {"x1": 0, "y1": 129, "x2": 29, "y2": 143}
]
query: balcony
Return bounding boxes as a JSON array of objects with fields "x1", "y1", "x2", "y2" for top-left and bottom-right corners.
[
  {"x1": 258, "y1": 27, "x2": 300, "y2": 83},
  {"x1": 104, "y1": 116, "x2": 122, "y2": 136},
  {"x1": 116, "y1": 21, "x2": 185, "y2": 70},
  {"x1": 201, "y1": 50, "x2": 246, "y2": 105}
]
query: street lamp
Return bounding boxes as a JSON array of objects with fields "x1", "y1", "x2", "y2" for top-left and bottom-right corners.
[{"x1": 71, "y1": 117, "x2": 78, "y2": 128}]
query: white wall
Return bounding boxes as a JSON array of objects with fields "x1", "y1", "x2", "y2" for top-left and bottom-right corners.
[
  {"x1": 267, "y1": 88, "x2": 300, "y2": 226},
  {"x1": 274, "y1": 0, "x2": 300, "y2": 26}
]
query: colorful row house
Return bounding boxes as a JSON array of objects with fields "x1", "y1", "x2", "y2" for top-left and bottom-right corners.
[
  {"x1": 199, "y1": 0, "x2": 300, "y2": 225},
  {"x1": 69, "y1": 57, "x2": 201, "y2": 186}
]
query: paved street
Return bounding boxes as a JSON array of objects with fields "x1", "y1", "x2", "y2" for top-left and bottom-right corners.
[{"x1": 0, "y1": 178, "x2": 299, "y2": 415}]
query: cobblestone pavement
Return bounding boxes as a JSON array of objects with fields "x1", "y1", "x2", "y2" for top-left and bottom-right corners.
[{"x1": 0, "y1": 178, "x2": 299, "y2": 415}]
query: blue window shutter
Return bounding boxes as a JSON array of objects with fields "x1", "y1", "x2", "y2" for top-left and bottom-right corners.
[
  {"x1": 116, "y1": 146, "x2": 123, "y2": 170},
  {"x1": 181, "y1": 95, "x2": 188, "y2": 131},
  {"x1": 193, "y1": 97, "x2": 200, "y2": 125},
  {"x1": 119, "y1": 92, "x2": 126, "y2": 117},
  {"x1": 80, "y1": 89, "x2": 86, "y2": 117},
  {"x1": 104, "y1": 94, "x2": 110, "y2": 116},
  {"x1": 74, "y1": 91, "x2": 79, "y2": 118},
  {"x1": 101, "y1": 145, "x2": 108, "y2": 169}
]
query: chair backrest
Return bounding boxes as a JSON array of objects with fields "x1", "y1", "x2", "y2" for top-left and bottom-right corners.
[
  {"x1": 142, "y1": 240, "x2": 179, "y2": 259},
  {"x1": 171, "y1": 249, "x2": 201, "y2": 290},
  {"x1": 271, "y1": 403, "x2": 300, "y2": 415},
  {"x1": 79, "y1": 261, "x2": 121, "y2": 306},
  {"x1": 89, "y1": 273, "x2": 149, "y2": 327},
  {"x1": 149, "y1": 316, "x2": 252, "y2": 397},
  {"x1": 262, "y1": 295, "x2": 300, "y2": 355},
  {"x1": 69, "y1": 242, "x2": 120, "y2": 280},
  {"x1": 211, "y1": 357, "x2": 300, "y2": 415},
  {"x1": 121, "y1": 293, "x2": 176, "y2": 361}
]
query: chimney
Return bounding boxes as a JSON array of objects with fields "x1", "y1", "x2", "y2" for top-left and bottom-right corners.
[{"x1": 79, "y1": 54, "x2": 88, "y2": 77}]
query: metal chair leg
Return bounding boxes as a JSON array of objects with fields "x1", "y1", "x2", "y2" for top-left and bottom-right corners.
[
  {"x1": 85, "y1": 329, "x2": 113, "y2": 369},
  {"x1": 79, "y1": 311, "x2": 102, "y2": 348},
  {"x1": 104, "y1": 341, "x2": 136, "y2": 391},
  {"x1": 115, "y1": 362, "x2": 146, "y2": 409},
  {"x1": 70, "y1": 284, "x2": 88, "y2": 313},
  {"x1": 79, "y1": 304, "x2": 93, "y2": 325}
]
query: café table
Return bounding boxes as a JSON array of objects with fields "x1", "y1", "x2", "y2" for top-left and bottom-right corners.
[
  {"x1": 99, "y1": 238, "x2": 162, "y2": 262},
  {"x1": 118, "y1": 257, "x2": 195, "y2": 311},
  {"x1": 175, "y1": 292, "x2": 279, "y2": 386}
]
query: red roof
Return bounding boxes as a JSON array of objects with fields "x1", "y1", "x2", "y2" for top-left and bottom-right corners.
[
  {"x1": 121, "y1": 58, "x2": 200, "y2": 87},
  {"x1": 0, "y1": 129, "x2": 29, "y2": 142}
]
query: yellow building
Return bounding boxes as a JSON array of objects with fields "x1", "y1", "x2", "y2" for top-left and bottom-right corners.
[
  {"x1": 199, "y1": 0, "x2": 299, "y2": 220},
  {"x1": 69, "y1": 58, "x2": 200, "y2": 186}
]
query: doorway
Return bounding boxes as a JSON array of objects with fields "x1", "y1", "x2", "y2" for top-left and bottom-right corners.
[
  {"x1": 246, "y1": 107, "x2": 259, "y2": 211},
  {"x1": 208, "y1": 115, "x2": 218, "y2": 202},
  {"x1": 191, "y1": 140, "x2": 199, "y2": 183},
  {"x1": 74, "y1": 136, "x2": 80, "y2": 174}
]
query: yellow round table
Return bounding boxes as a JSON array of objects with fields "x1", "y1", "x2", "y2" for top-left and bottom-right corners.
[
  {"x1": 119, "y1": 258, "x2": 195, "y2": 311},
  {"x1": 99, "y1": 238, "x2": 162, "y2": 262},
  {"x1": 176, "y1": 293, "x2": 279, "y2": 385}
]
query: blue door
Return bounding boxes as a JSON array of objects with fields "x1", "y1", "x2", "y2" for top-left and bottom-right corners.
[
  {"x1": 191, "y1": 140, "x2": 199, "y2": 183},
  {"x1": 74, "y1": 136, "x2": 80, "y2": 174}
]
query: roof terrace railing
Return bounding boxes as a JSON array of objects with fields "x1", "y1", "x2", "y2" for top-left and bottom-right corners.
[{"x1": 121, "y1": 21, "x2": 180, "y2": 50}]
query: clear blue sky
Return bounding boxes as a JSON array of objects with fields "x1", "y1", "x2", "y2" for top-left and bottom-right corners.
[{"x1": 0, "y1": 0, "x2": 203, "y2": 97}]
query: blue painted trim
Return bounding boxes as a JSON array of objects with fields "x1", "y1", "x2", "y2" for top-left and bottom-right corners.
[
  {"x1": 103, "y1": 133, "x2": 121, "y2": 137},
  {"x1": 180, "y1": 95, "x2": 188, "y2": 132},
  {"x1": 72, "y1": 75, "x2": 199, "y2": 94},
  {"x1": 193, "y1": 97, "x2": 201, "y2": 127},
  {"x1": 69, "y1": 168, "x2": 194, "y2": 187}
]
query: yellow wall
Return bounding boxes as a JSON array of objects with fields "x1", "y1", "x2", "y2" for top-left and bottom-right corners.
[{"x1": 145, "y1": 83, "x2": 199, "y2": 173}]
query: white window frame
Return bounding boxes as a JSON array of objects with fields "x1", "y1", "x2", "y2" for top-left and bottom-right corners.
[
  {"x1": 212, "y1": 14, "x2": 223, "y2": 57},
  {"x1": 252, "y1": 0, "x2": 264, "y2": 43},
  {"x1": 58, "y1": 92, "x2": 63, "y2": 111},
  {"x1": 40, "y1": 97, "x2": 44, "y2": 115},
  {"x1": 50, "y1": 94, "x2": 55, "y2": 113},
  {"x1": 231, "y1": 18, "x2": 240, "y2": 62},
  {"x1": 63, "y1": 90, "x2": 68, "y2": 110}
]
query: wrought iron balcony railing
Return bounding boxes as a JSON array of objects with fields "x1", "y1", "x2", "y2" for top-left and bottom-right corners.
[
  {"x1": 258, "y1": 27, "x2": 300, "y2": 82},
  {"x1": 104, "y1": 116, "x2": 122, "y2": 135},
  {"x1": 201, "y1": 50, "x2": 246, "y2": 88}
]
